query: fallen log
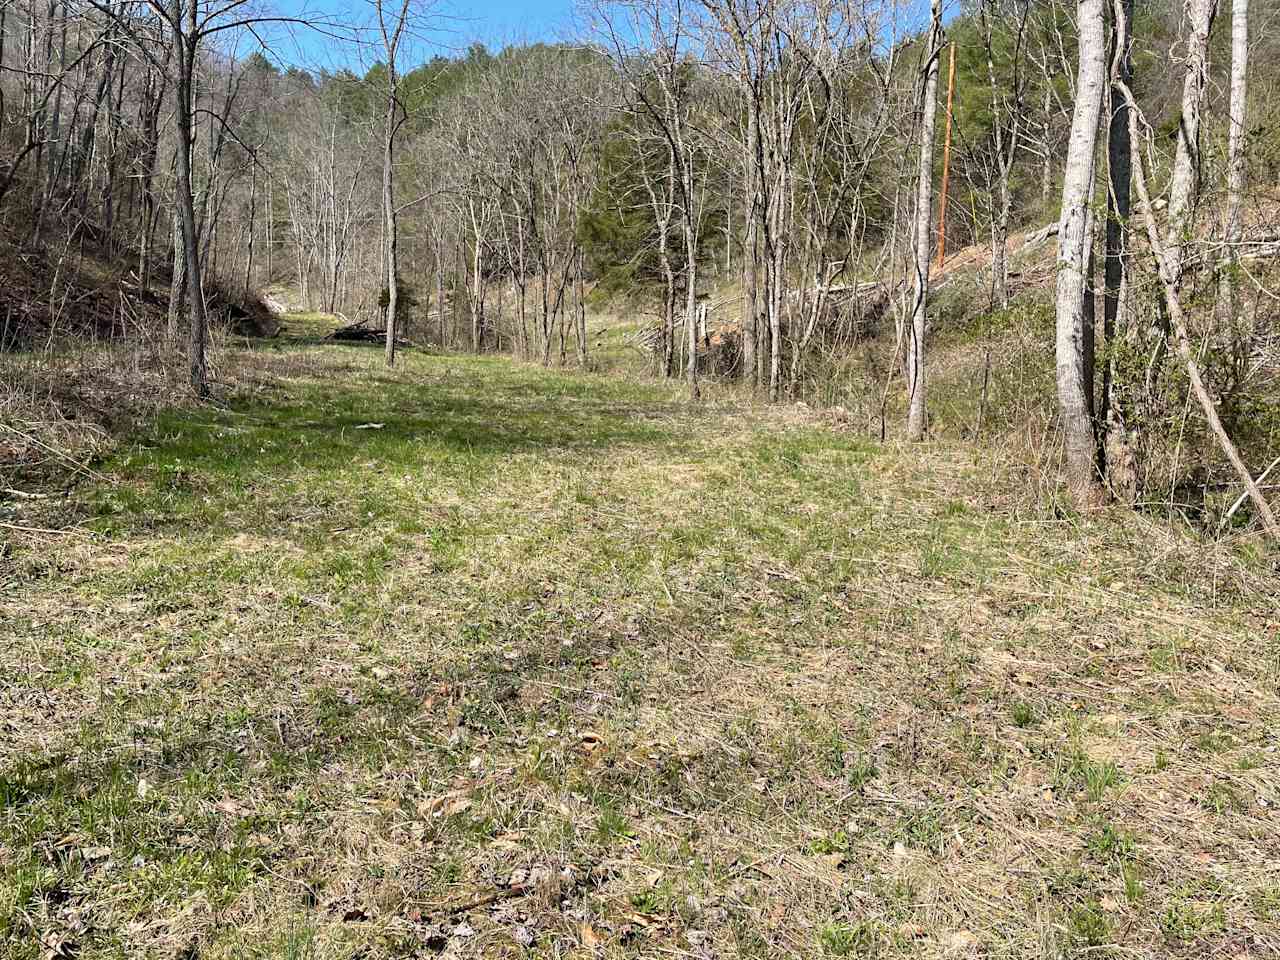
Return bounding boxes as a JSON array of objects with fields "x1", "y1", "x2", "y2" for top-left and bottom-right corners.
[
  {"x1": 1015, "y1": 222, "x2": 1059, "y2": 255},
  {"x1": 331, "y1": 323, "x2": 391, "y2": 343}
]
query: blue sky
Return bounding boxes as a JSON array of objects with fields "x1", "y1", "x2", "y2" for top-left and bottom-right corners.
[
  {"x1": 258, "y1": 0, "x2": 581, "y2": 72},
  {"x1": 240, "y1": 0, "x2": 946, "y2": 74}
]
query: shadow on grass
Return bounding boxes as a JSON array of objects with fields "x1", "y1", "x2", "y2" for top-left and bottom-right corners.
[{"x1": 80, "y1": 350, "x2": 679, "y2": 531}]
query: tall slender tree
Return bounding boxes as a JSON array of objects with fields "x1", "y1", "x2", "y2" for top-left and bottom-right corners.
[
  {"x1": 1055, "y1": 0, "x2": 1106, "y2": 501},
  {"x1": 1216, "y1": 0, "x2": 1248, "y2": 329},
  {"x1": 1100, "y1": 0, "x2": 1134, "y2": 490},
  {"x1": 374, "y1": 0, "x2": 413, "y2": 367},
  {"x1": 906, "y1": 0, "x2": 943, "y2": 441}
]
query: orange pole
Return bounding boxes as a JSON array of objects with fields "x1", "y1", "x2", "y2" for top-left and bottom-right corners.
[{"x1": 936, "y1": 41, "x2": 957, "y2": 269}]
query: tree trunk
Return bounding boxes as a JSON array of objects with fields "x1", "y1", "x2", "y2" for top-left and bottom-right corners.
[
  {"x1": 684, "y1": 207, "x2": 700, "y2": 399},
  {"x1": 906, "y1": 0, "x2": 943, "y2": 441},
  {"x1": 991, "y1": 201, "x2": 1009, "y2": 309},
  {"x1": 168, "y1": 211, "x2": 185, "y2": 340},
  {"x1": 1101, "y1": 0, "x2": 1135, "y2": 494},
  {"x1": 1055, "y1": 0, "x2": 1106, "y2": 501},
  {"x1": 471, "y1": 235, "x2": 483, "y2": 352},
  {"x1": 741, "y1": 107, "x2": 758, "y2": 387},
  {"x1": 1217, "y1": 0, "x2": 1247, "y2": 331},
  {"x1": 1163, "y1": 0, "x2": 1219, "y2": 290},
  {"x1": 244, "y1": 163, "x2": 257, "y2": 298},
  {"x1": 575, "y1": 248, "x2": 588, "y2": 367},
  {"x1": 382, "y1": 83, "x2": 398, "y2": 367},
  {"x1": 1040, "y1": 82, "x2": 1053, "y2": 205},
  {"x1": 174, "y1": 28, "x2": 208, "y2": 397}
]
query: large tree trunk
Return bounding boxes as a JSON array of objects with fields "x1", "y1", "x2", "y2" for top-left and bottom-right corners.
[
  {"x1": 906, "y1": 0, "x2": 943, "y2": 441},
  {"x1": 1055, "y1": 0, "x2": 1106, "y2": 500}
]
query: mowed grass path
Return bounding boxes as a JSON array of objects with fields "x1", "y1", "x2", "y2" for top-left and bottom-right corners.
[{"x1": 3, "y1": 340, "x2": 1278, "y2": 959}]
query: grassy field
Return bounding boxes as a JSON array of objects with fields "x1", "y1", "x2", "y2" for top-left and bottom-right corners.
[{"x1": 2, "y1": 330, "x2": 1278, "y2": 959}]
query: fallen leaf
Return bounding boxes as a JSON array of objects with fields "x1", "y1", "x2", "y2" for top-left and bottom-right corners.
[
  {"x1": 580, "y1": 922, "x2": 603, "y2": 947},
  {"x1": 441, "y1": 795, "x2": 472, "y2": 817},
  {"x1": 423, "y1": 791, "x2": 473, "y2": 818},
  {"x1": 949, "y1": 930, "x2": 980, "y2": 951}
]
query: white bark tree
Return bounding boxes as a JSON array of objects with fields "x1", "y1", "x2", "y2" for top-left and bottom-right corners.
[
  {"x1": 1055, "y1": 0, "x2": 1106, "y2": 500},
  {"x1": 1216, "y1": 0, "x2": 1248, "y2": 328},
  {"x1": 906, "y1": 0, "x2": 942, "y2": 441}
]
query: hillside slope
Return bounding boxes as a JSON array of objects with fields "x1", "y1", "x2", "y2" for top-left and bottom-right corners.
[{"x1": 2, "y1": 336, "x2": 1278, "y2": 959}]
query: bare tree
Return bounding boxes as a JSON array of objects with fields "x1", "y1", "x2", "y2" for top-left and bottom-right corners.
[
  {"x1": 1119, "y1": 72, "x2": 1277, "y2": 537},
  {"x1": 1055, "y1": 0, "x2": 1106, "y2": 501},
  {"x1": 906, "y1": 0, "x2": 942, "y2": 441},
  {"x1": 593, "y1": 0, "x2": 707, "y2": 398},
  {"x1": 82, "y1": 0, "x2": 347, "y2": 394},
  {"x1": 1099, "y1": 0, "x2": 1134, "y2": 492},
  {"x1": 1216, "y1": 0, "x2": 1248, "y2": 328},
  {"x1": 1162, "y1": 0, "x2": 1218, "y2": 292},
  {"x1": 373, "y1": 0, "x2": 413, "y2": 367},
  {"x1": 977, "y1": 0, "x2": 1031, "y2": 310}
]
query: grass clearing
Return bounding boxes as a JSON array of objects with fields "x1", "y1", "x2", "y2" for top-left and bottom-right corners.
[{"x1": 2, "y1": 330, "x2": 1278, "y2": 959}]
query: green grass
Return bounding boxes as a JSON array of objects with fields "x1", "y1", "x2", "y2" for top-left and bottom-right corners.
[
  {"x1": 2, "y1": 336, "x2": 1278, "y2": 959},
  {"x1": 275, "y1": 310, "x2": 348, "y2": 339}
]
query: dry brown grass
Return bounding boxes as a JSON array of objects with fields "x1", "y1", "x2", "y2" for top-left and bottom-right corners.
[{"x1": 2, "y1": 335, "x2": 1278, "y2": 960}]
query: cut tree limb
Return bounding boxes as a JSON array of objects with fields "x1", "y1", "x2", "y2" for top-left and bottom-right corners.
[
  {"x1": 1118, "y1": 79, "x2": 1279, "y2": 539},
  {"x1": 1016, "y1": 221, "x2": 1059, "y2": 254},
  {"x1": 1219, "y1": 457, "x2": 1280, "y2": 533}
]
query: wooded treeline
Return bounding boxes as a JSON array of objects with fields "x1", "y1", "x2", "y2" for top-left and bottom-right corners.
[{"x1": 2, "y1": 0, "x2": 1279, "y2": 525}]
